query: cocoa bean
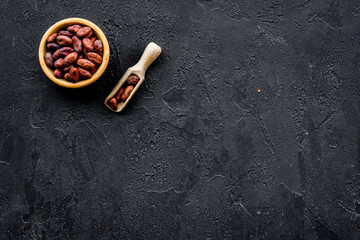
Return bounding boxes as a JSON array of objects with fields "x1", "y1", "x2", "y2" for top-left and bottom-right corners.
[
  {"x1": 59, "y1": 30, "x2": 72, "y2": 37},
  {"x1": 86, "y1": 52, "x2": 102, "y2": 65},
  {"x1": 47, "y1": 43, "x2": 60, "y2": 52},
  {"x1": 52, "y1": 49, "x2": 60, "y2": 60},
  {"x1": 78, "y1": 67, "x2": 92, "y2": 79},
  {"x1": 127, "y1": 75, "x2": 140, "y2": 85},
  {"x1": 54, "y1": 69, "x2": 63, "y2": 78},
  {"x1": 63, "y1": 65, "x2": 73, "y2": 73},
  {"x1": 44, "y1": 52, "x2": 53, "y2": 68},
  {"x1": 76, "y1": 27, "x2": 91, "y2": 37},
  {"x1": 90, "y1": 36, "x2": 96, "y2": 43},
  {"x1": 108, "y1": 98, "x2": 118, "y2": 110},
  {"x1": 82, "y1": 38, "x2": 94, "y2": 52},
  {"x1": 59, "y1": 47, "x2": 74, "y2": 57},
  {"x1": 94, "y1": 40, "x2": 103, "y2": 56},
  {"x1": 47, "y1": 33, "x2": 58, "y2": 43},
  {"x1": 64, "y1": 52, "x2": 78, "y2": 67},
  {"x1": 72, "y1": 36, "x2": 82, "y2": 53},
  {"x1": 77, "y1": 59, "x2": 95, "y2": 71},
  {"x1": 121, "y1": 85, "x2": 134, "y2": 102},
  {"x1": 67, "y1": 24, "x2": 81, "y2": 33},
  {"x1": 56, "y1": 36, "x2": 72, "y2": 46},
  {"x1": 115, "y1": 88, "x2": 124, "y2": 102},
  {"x1": 69, "y1": 67, "x2": 79, "y2": 82},
  {"x1": 54, "y1": 58, "x2": 64, "y2": 68},
  {"x1": 64, "y1": 73, "x2": 70, "y2": 80}
]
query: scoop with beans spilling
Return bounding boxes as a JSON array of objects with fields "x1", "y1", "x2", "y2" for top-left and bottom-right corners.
[
  {"x1": 44, "y1": 24, "x2": 103, "y2": 82},
  {"x1": 108, "y1": 75, "x2": 140, "y2": 110}
]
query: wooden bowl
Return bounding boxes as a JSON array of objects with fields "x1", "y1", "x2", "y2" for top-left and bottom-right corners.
[{"x1": 38, "y1": 18, "x2": 110, "y2": 88}]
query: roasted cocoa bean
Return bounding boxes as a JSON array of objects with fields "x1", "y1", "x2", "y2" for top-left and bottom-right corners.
[
  {"x1": 59, "y1": 47, "x2": 74, "y2": 57},
  {"x1": 59, "y1": 30, "x2": 72, "y2": 37},
  {"x1": 86, "y1": 52, "x2": 102, "y2": 65},
  {"x1": 91, "y1": 65, "x2": 98, "y2": 74},
  {"x1": 47, "y1": 33, "x2": 58, "y2": 43},
  {"x1": 77, "y1": 59, "x2": 95, "y2": 71},
  {"x1": 127, "y1": 75, "x2": 140, "y2": 85},
  {"x1": 54, "y1": 69, "x2": 63, "y2": 78},
  {"x1": 82, "y1": 38, "x2": 94, "y2": 52},
  {"x1": 78, "y1": 67, "x2": 92, "y2": 79},
  {"x1": 47, "y1": 43, "x2": 60, "y2": 52},
  {"x1": 52, "y1": 49, "x2": 60, "y2": 60},
  {"x1": 64, "y1": 73, "x2": 70, "y2": 80},
  {"x1": 94, "y1": 40, "x2": 103, "y2": 56},
  {"x1": 115, "y1": 88, "x2": 124, "y2": 102},
  {"x1": 72, "y1": 36, "x2": 82, "y2": 53},
  {"x1": 64, "y1": 52, "x2": 78, "y2": 67},
  {"x1": 67, "y1": 24, "x2": 81, "y2": 33},
  {"x1": 108, "y1": 98, "x2": 118, "y2": 110},
  {"x1": 121, "y1": 85, "x2": 134, "y2": 102},
  {"x1": 76, "y1": 27, "x2": 91, "y2": 37},
  {"x1": 44, "y1": 52, "x2": 53, "y2": 68},
  {"x1": 56, "y1": 36, "x2": 72, "y2": 46},
  {"x1": 90, "y1": 36, "x2": 96, "y2": 43},
  {"x1": 54, "y1": 58, "x2": 64, "y2": 68},
  {"x1": 85, "y1": 30, "x2": 93, "y2": 38},
  {"x1": 69, "y1": 67, "x2": 79, "y2": 82},
  {"x1": 63, "y1": 65, "x2": 73, "y2": 73}
]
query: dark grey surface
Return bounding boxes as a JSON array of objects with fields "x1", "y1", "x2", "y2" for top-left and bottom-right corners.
[{"x1": 1, "y1": 0, "x2": 360, "y2": 239}]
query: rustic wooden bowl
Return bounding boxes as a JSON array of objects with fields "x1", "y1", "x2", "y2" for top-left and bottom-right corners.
[{"x1": 38, "y1": 18, "x2": 110, "y2": 88}]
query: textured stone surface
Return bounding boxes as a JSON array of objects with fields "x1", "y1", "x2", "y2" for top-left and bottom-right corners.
[{"x1": 1, "y1": 0, "x2": 360, "y2": 239}]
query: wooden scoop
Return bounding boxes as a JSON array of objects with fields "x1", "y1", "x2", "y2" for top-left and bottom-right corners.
[{"x1": 104, "y1": 42, "x2": 162, "y2": 112}]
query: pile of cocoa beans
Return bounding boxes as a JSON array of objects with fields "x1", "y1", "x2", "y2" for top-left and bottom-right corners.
[
  {"x1": 108, "y1": 75, "x2": 140, "y2": 110},
  {"x1": 44, "y1": 24, "x2": 103, "y2": 82}
]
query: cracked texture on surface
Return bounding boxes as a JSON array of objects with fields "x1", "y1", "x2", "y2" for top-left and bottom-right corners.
[{"x1": 1, "y1": 0, "x2": 360, "y2": 239}]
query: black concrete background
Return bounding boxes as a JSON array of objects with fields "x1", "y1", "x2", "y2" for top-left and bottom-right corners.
[{"x1": 1, "y1": 0, "x2": 360, "y2": 239}]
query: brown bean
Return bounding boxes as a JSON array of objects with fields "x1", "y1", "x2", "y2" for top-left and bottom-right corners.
[
  {"x1": 121, "y1": 85, "x2": 134, "y2": 102},
  {"x1": 115, "y1": 88, "x2": 124, "y2": 102},
  {"x1": 44, "y1": 52, "x2": 53, "y2": 68},
  {"x1": 77, "y1": 59, "x2": 95, "y2": 71},
  {"x1": 52, "y1": 49, "x2": 60, "y2": 60},
  {"x1": 72, "y1": 36, "x2": 82, "y2": 53},
  {"x1": 54, "y1": 69, "x2": 63, "y2": 78},
  {"x1": 67, "y1": 24, "x2": 81, "y2": 33},
  {"x1": 85, "y1": 30, "x2": 93, "y2": 38},
  {"x1": 69, "y1": 67, "x2": 79, "y2": 82},
  {"x1": 108, "y1": 98, "x2": 118, "y2": 110},
  {"x1": 86, "y1": 52, "x2": 102, "y2": 65},
  {"x1": 59, "y1": 47, "x2": 74, "y2": 57},
  {"x1": 78, "y1": 67, "x2": 92, "y2": 79},
  {"x1": 91, "y1": 65, "x2": 98, "y2": 74},
  {"x1": 47, "y1": 33, "x2": 58, "y2": 43},
  {"x1": 64, "y1": 73, "x2": 70, "y2": 80},
  {"x1": 82, "y1": 38, "x2": 94, "y2": 52},
  {"x1": 94, "y1": 40, "x2": 103, "y2": 56},
  {"x1": 127, "y1": 75, "x2": 140, "y2": 85},
  {"x1": 54, "y1": 58, "x2": 64, "y2": 68},
  {"x1": 59, "y1": 30, "x2": 72, "y2": 37},
  {"x1": 63, "y1": 65, "x2": 73, "y2": 72},
  {"x1": 76, "y1": 27, "x2": 91, "y2": 37},
  {"x1": 64, "y1": 52, "x2": 78, "y2": 67},
  {"x1": 56, "y1": 36, "x2": 72, "y2": 46},
  {"x1": 90, "y1": 36, "x2": 96, "y2": 43},
  {"x1": 47, "y1": 43, "x2": 60, "y2": 52}
]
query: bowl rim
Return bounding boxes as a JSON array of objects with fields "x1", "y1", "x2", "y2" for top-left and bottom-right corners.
[{"x1": 38, "y1": 17, "x2": 110, "y2": 88}]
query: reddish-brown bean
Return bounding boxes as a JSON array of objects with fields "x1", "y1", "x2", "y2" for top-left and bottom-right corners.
[
  {"x1": 86, "y1": 52, "x2": 102, "y2": 65},
  {"x1": 64, "y1": 52, "x2": 78, "y2": 67},
  {"x1": 69, "y1": 67, "x2": 79, "y2": 82},
  {"x1": 76, "y1": 27, "x2": 91, "y2": 37},
  {"x1": 52, "y1": 49, "x2": 60, "y2": 60},
  {"x1": 54, "y1": 58, "x2": 64, "y2": 68},
  {"x1": 47, "y1": 43, "x2": 60, "y2": 52},
  {"x1": 44, "y1": 52, "x2": 53, "y2": 68},
  {"x1": 54, "y1": 69, "x2": 63, "y2": 78},
  {"x1": 77, "y1": 59, "x2": 95, "y2": 71},
  {"x1": 78, "y1": 67, "x2": 92, "y2": 79},
  {"x1": 56, "y1": 36, "x2": 72, "y2": 46},
  {"x1": 59, "y1": 30, "x2": 72, "y2": 37},
  {"x1": 63, "y1": 65, "x2": 73, "y2": 72},
  {"x1": 85, "y1": 30, "x2": 93, "y2": 38},
  {"x1": 47, "y1": 33, "x2": 58, "y2": 43},
  {"x1": 64, "y1": 73, "x2": 70, "y2": 80},
  {"x1": 94, "y1": 40, "x2": 103, "y2": 56},
  {"x1": 127, "y1": 75, "x2": 140, "y2": 85},
  {"x1": 91, "y1": 66, "x2": 98, "y2": 74},
  {"x1": 67, "y1": 24, "x2": 81, "y2": 33},
  {"x1": 59, "y1": 47, "x2": 74, "y2": 57},
  {"x1": 82, "y1": 38, "x2": 94, "y2": 52},
  {"x1": 108, "y1": 98, "x2": 118, "y2": 110},
  {"x1": 115, "y1": 88, "x2": 124, "y2": 102},
  {"x1": 90, "y1": 36, "x2": 96, "y2": 43},
  {"x1": 121, "y1": 85, "x2": 134, "y2": 102},
  {"x1": 72, "y1": 36, "x2": 82, "y2": 53}
]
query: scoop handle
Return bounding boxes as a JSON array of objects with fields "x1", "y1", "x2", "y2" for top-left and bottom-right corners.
[{"x1": 131, "y1": 42, "x2": 162, "y2": 73}]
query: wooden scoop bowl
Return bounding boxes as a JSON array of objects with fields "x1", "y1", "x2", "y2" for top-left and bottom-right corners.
[{"x1": 104, "y1": 42, "x2": 162, "y2": 112}]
